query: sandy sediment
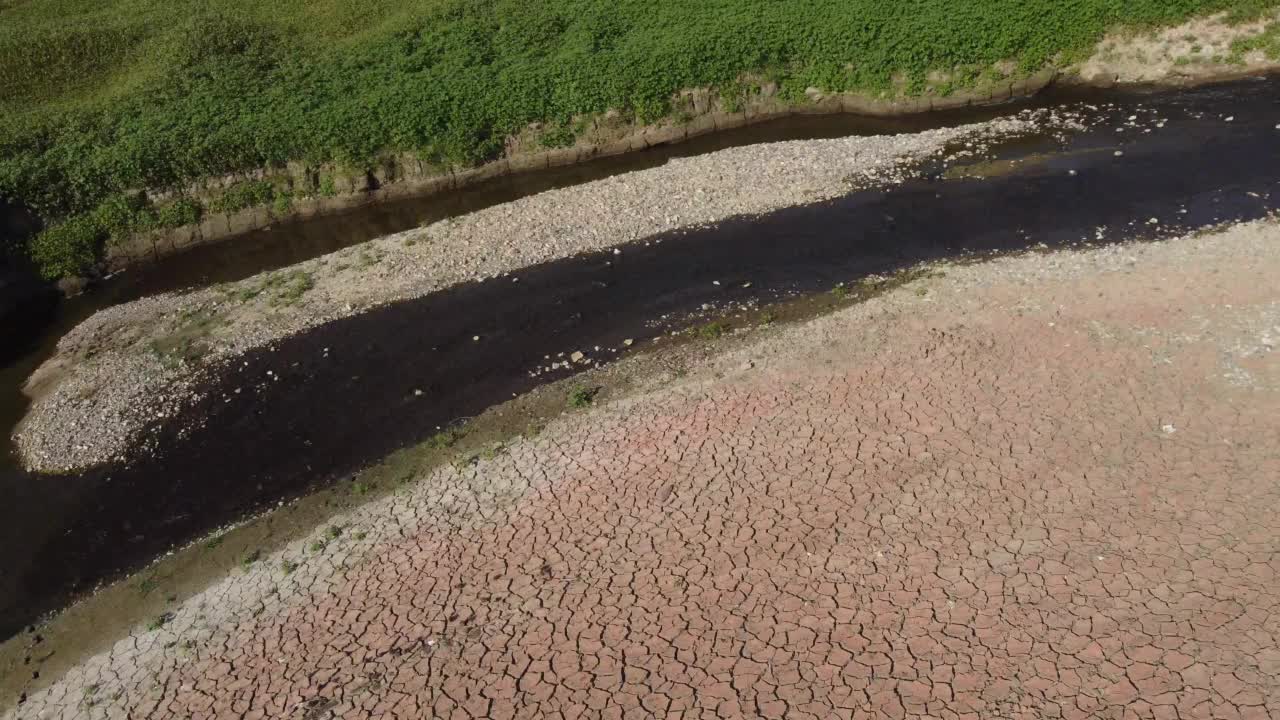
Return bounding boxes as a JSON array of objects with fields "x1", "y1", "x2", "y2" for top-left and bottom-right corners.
[{"x1": 13, "y1": 113, "x2": 1079, "y2": 473}]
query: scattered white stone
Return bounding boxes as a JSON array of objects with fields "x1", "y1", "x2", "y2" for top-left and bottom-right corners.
[
  {"x1": 12, "y1": 114, "x2": 1094, "y2": 472},
  {"x1": 623, "y1": 339, "x2": 634, "y2": 347},
  {"x1": 1162, "y1": 424, "x2": 1177, "y2": 434}
]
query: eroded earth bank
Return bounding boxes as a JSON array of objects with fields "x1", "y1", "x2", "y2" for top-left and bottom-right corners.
[{"x1": 9, "y1": 217, "x2": 1280, "y2": 719}]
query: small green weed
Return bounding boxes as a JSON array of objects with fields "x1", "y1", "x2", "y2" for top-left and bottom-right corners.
[
  {"x1": 236, "y1": 270, "x2": 315, "y2": 306},
  {"x1": 150, "y1": 307, "x2": 223, "y2": 367},
  {"x1": 280, "y1": 559, "x2": 299, "y2": 575},
  {"x1": 427, "y1": 427, "x2": 465, "y2": 449},
  {"x1": 697, "y1": 321, "x2": 728, "y2": 340},
  {"x1": 240, "y1": 549, "x2": 262, "y2": 570},
  {"x1": 568, "y1": 386, "x2": 600, "y2": 408}
]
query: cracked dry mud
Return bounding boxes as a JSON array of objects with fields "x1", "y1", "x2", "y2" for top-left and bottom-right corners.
[{"x1": 11, "y1": 221, "x2": 1280, "y2": 719}]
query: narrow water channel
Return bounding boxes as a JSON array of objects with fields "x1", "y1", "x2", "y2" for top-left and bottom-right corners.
[{"x1": 0, "y1": 78, "x2": 1277, "y2": 638}]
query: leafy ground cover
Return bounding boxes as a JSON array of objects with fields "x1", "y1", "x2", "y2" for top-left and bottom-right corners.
[{"x1": 1, "y1": 0, "x2": 1277, "y2": 278}]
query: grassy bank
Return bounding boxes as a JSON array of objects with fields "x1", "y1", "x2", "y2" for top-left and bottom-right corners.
[{"x1": 2, "y1": 0, "x2": 1278, "y2": 279}]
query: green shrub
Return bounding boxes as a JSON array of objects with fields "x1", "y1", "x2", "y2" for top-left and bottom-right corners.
[
  {"x1": 209, "y1": 180, "x2": 278, "y2": 214},
  {"x1": 29, "y1": 215, "x2": 104, "y2": 279},
  {"x1": 154, "y1": 198, "x2": 203, "y2": 229}
]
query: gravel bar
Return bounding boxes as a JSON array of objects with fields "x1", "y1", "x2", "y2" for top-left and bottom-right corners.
[{"x1": 14, "y1": 112, "x2": 1079, "y2": 472}]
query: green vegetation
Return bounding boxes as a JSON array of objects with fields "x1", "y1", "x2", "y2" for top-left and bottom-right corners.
[
  {"x1": 136, "y1": 575, "x2": 161, "y2": 596},
  {"x1": 1231, "y1": 19, "x2": 1280, "y2": 59},
  {"x1": 149, "y1": 306, "x2": 223, "y2": 367},
  {"x1": 567, "y1": 386, "x2": 599, "y2": 408},
  {"x1": 427, "y1": 427, "x2": 465, "y2": 449},
  {"x1": 697, "y1": 321, "x2": 728, "y2": 340},
  {"x1": 2, "y1": 0, "x2": 1277, "y2": 278},
  {"x1": 240, "y1": 549, "x2": 262, "y2": 570},
  {"x1": 232, "y1": 269, "x2": 315, "y2": 305}
]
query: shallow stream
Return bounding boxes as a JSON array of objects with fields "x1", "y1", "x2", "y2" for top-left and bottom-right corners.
[{"x1": 0, "y1": 78, "x2": 1277, "y2": 638}]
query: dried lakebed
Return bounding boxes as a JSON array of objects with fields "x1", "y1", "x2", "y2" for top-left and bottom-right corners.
[{"x1": 2, "y1": 78, "x2": 1280, "y2": 640}]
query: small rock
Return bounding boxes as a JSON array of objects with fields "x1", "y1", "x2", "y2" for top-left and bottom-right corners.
[
  {"x1": 570, "y1": 351, "x2": 585, "y2": 363},
  {"x1": 623, "y1": 339, "x2": 634, "y2": 347},
  {"x1": 472, "y1": 335, "x2": 481, "y2": 342},
  {"x1": 414, "y1": 389, "x2": 424, "y2": 397},
  {"x1": 1161, "y1": 424, "x2": 1177, "y2": 434},
  {"x1": 1114, "y1": 150, "x2": 1124, "y2": 157}
]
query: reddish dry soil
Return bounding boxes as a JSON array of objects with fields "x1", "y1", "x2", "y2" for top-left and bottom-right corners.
[{"x1": 12, "y1": 226, "x2": 1280, "y2": 720}]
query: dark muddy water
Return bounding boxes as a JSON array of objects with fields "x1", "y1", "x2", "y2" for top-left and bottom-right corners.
[
  {"x1": 1, "y1": 78, "x2": 1278, "y2": 638},
  {"x1": 0, "y1": 93, "x2": 1061, "y2": 478}
]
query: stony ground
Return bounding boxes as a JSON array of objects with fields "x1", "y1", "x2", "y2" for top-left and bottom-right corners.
[
  {"x1": 13, "y1": 113, "x2": 1082, "y2": 473},
  {"x1": 9, "y1": 219, "x2": 1278, "y2": 719}
]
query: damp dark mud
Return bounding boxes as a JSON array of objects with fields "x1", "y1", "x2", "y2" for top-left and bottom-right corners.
[{"x1": 1, "y1": 77, "x2": 1279, "y2": 640}]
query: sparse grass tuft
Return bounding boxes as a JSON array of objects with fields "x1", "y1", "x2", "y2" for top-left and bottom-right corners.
[
  {"x1": 568, "y1": 386, "x2": 600, "y2": 409},
  {"x1": 697, "y1": 321, "x2": 728, "y2": 340},
  {"x1": 236, "y1": 270, "x2": 315, "y2": 306},
  {"x1": 1230, "y1": 20, "x2": 1280, "y2": 60},
  {"x1": 150, "y1": 307, "x2": 223, "y2": 367},
  {"x1": 427, "y1": 427, "x2": 465, "y2": 450},
  {"x1": 240, "y1": 549, "x2": 262, "y2": 570}
]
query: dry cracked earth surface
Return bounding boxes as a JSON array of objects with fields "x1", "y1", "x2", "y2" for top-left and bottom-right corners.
[{"x1": 9, "y1": 220, "x2": 1280, "y2": 719}]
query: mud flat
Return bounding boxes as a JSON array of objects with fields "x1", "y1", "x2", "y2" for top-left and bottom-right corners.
[
  {"x1": 5, "y1": 214, "x2": 1278, "y2": 717},
  {"x1": 1, "y1": 78, "x2": 1279, "y2": 639}
]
